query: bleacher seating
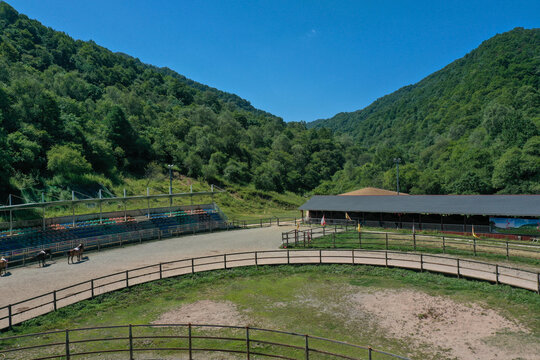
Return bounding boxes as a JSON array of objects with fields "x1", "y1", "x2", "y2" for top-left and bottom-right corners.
[{"x1": 0, "y1": 208, "x2": 224, "y2": 253}]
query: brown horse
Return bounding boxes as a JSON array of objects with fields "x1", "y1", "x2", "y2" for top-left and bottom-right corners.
[
  {"x1": 0, "y1": 257, "x2": 8, "y2": 276},
  {"x1": 68, "y1": 244, "x2": 84, "y2": 264}
]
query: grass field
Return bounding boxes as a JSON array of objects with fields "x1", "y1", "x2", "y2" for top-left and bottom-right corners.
[
  {"x1": 284, "y1": 229, "x2": 540, "y2": 269},
  {"x1": 2, "y1": 265, "x2": 538, "y2": 360}
]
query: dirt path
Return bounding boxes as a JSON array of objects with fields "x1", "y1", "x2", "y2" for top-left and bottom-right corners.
[{"x1": 1, "y1": 226, "x2": 289, "y2": 307}]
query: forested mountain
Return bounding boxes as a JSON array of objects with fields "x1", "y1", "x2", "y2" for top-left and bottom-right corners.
[
  {"x1": 310, "y1": 28, "x2": 540, "y2": 195},
  {"x1": 0, "y1": 2, "x2": 345, "y2": 200},
  {"x1": 1, "y1": 1, "x2": 538, "y2": 202}
]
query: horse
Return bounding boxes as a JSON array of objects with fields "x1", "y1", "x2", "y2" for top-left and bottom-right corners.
[
  {"x1": 35, "y1": 249, "x2": 52, "y2": 267},
  {"x1": 0, "y1": 257, "x2": 8, "y2": 276},
  {"x1": 68, "y1": 244, "x2": 84, "y2": 264}
]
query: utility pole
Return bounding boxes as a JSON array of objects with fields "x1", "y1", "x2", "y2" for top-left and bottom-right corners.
[
  {"x1": 167, "y1": 164, "x2": 173, "y2": 215},
  {"x1": 393, "y1": 158, "x2": 401, "y2": 195}
]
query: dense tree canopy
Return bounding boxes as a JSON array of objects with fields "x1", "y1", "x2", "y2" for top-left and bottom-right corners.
[
  {"x1": 0, "y1": 2, "x2": 538, "y2": 200},
  {"x1": 0, "y1": 2, "x2": 344, "y2": 198},
  {"x1": 310, "y1": 28, "x2": 540, "y2": 194}
]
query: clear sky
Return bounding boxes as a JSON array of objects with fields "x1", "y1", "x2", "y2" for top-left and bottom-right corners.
[{"x1": 8, "y1": 0, "x2": 540, "y2": 122}]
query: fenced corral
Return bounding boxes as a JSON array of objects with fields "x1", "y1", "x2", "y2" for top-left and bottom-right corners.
[
  {"x1": 282, "y1": 227, "x2": 540, "y2": 262},
  {"x1": 0, "y1": 323, "x2": 409, "y2": 360},
  {"x1": 1, "y1": 249, "x2": 538, "y2": 331},
  {"x1": 1, "y1": 219, "x2": 228, "y2": 268},
  {"x1": 0, "y1": 216, "x2": 298, "y2": 269},
  {"x1": 306, "y1": 217, "x2": 539, "y2": 240}
]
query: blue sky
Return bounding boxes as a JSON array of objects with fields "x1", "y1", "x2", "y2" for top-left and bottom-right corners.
[{"x1": 8, "y1": 0, "x2": 540, "y2": 122}]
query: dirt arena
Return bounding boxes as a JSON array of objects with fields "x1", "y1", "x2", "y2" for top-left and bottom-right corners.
[{"x1": 0, "y1": 226, "x2": 288, "y2": 307}]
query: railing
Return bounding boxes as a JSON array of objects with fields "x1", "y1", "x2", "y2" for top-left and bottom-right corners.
[
  {"x1": 228, "y1": 217, "x2": 300, "y2": 229},
  {"x1": 0, "y1": 220, "x2": 229, "y2": 268},
  {"x1": 1, "y1": 216, "x2": 302, "y2": 268},
  {"x1": 306, "y1": 217, "x2": 539, "y2": 239},
  {"x1": 0, "y1": 249, "x2": 538, "y2": 331},
  {"x1": 0, "y1": 323, "x2": 409, "y2": 359},
  {"x1": 282, "y1": 227, "x2": 540, "y2": 261}
]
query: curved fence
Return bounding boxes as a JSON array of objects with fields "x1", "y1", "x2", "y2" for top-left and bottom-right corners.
[
  {"x1": 0, "y1": 217, "x2": 299, "y2": 269},
  {"x1": 0, "y1": 323, "x2": 409, "y2": 360},
  {"x1": 1, "y1": 249, "x2": 538, "y2": 331},
  {"x1": 282, "y1": 227, "x2": 540, "y2": 261}
]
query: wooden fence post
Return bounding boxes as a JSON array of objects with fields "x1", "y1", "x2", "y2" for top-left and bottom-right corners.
[
  {"x1": 495, "y1": 265, "x2": 499, "y2": 284},
  {"x1": 420, "y1": 254, "x2": 423, "y2": 272},
  {"x1": 358, "y1": 231, "x2": 361, "y2": 248},
  {"x1": 333, "y1": 233, "x2": 336, "y2": 248},
  {"x1": 65, "y1": 329, "x2": 71, "y2": 360},
  {"x1": 125, "y1": 270, "x2": 129, "y2": 288},
  {"x1": 53, "y1": 290, "x2": 57, "y2": 311},
  {"x1": 91, "y1": 280, "x2": 94, "y2": 299},
  {"x1": 385, "y1": 233, "x2": 388, "y2": 250},
  {"x1": 188, "y1": 323, "x2": 193, "y2": 360},
  {"x1": 246, "y1": 327, "x2": 251, "y2": 360},
  {"x1": 287, "y1": 249, "x2": 290, "y2": 264},
  {"x1": 457, "y1": 259, "x2": 460, "y2": 278},
  {"x1": 319, "y1": 249, "x2": 322, "y2": 264},
  {"x1": 352, "y1": 249, "x2": 355, "y2": 265},
  {"x1": 305, "y1": 334, "x2": 309, "y2": 360},
  {"x1": 385, "y1": 251, "x2": 388, "y2": 267},
  {"x1": 255, "y1": 252, "x2": 258, "y2": 267},
  {"x1": 129, "y1": 324, "x2": 134, "y2": 360},
  {"x1": 224, "y1": 254, "x2": 227, "y2": 269},
  {"x1": 8, "y1": 304, "x2": 12, "y2": 329},
  {"x1": 473, "y1": 238, "x2": 477, "y2": 256},
  {"x1": 413, "y1": 232, "x2": 416, "y2": 251},
  {"x1": 159, "y1": 263, "x2": 163, "y2": 279},
  {"x1": 191, "y1": 258, "x2": 195, "y2": 274},
  {"x1": 442, "y1": 236, "x2": 445, "y2": 253},
  {"x1": 368, "y1": 346, "x2": 372, "y2": 360},
  {"x1": 506, "y1": 242, "x2": 509, "y2": 259}
]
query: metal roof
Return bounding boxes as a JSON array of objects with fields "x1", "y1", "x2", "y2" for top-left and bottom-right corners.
[{"x1": 299, "y1": 195, "x2": 540, "y2": 217}]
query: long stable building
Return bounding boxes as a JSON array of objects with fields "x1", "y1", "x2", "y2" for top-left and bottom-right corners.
[{"x1": 299, "y1": 194, "x2": 540, "y2": 235}]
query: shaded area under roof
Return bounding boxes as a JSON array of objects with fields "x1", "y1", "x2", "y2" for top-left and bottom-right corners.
[
  {"x1": 299, "y1": 195, "x2": 540, "y2": 217},
  {"x1": 340, "y1": 187, "x2": 408, "y2": 196}
]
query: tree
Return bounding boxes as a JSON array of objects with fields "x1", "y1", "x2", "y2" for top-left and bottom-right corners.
[{"x1": 47, "y1": 145, "x2": 92, "y2": 181}]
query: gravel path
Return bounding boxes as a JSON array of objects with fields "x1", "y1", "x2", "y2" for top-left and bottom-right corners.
[{"x1": 1, "y1": 226, "x2": 289, "y2": 307}]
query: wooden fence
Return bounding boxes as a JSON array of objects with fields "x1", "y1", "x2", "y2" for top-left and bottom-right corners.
[
  {"x1": 1, "y1": 217, "x2": 299, "y2": 269},
  {"x1": 282, "y1": 227, "x2": 540, "y2": 261},
  {"x1": 0, "y1": 323, "x2": 409, "y2": 360},
  {"x1": 1, "y1": 249, "x2": 538, "y2": 332}
]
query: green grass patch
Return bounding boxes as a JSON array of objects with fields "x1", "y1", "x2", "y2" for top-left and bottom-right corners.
[
  {"x1": 284, "y1": 230, "x2": 540, "y2": 269},
  {"x1": 1, "y1": 265, "x2": 538, "y2": 360}
]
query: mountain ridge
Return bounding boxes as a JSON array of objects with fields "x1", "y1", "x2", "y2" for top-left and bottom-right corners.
[{"x1": 307, "y1": 27, "x2": 539, "y2": 195}]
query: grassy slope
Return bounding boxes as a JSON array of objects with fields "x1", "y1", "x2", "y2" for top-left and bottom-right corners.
[
  {"x1": 1, "y1": 266, "x2": 538, "y2": 359},
  {"x1": 5, "y1": 176, "x2": 304, "y2": 223}
]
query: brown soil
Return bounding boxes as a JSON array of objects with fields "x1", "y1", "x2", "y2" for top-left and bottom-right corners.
[
  {"x1": 349, "y1": 289, "x2": 537, "y2": 360},
  {"x1": 152, "y1": 300, "x2": 248, "y2": 327}
]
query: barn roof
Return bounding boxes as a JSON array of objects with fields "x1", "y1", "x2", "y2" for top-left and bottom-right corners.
[
  {"x1": 299, "y1": 195, "x2": 540, "y2": 217},
  {"x1": 339, "y1": 187, "x2": 408, "y2": 196}
]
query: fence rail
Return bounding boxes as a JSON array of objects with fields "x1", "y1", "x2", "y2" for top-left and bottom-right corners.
[
  {"x1": 306, "y1": 217, "x2": 539, "y2": 239},
  {"x1": 1, "y1": 217, "x2": 299, "y2": 269},
  {"x1": 0, "y1": 323, "x2": 409, "y2": 360},
  {"x1": 0, "y1": 249, "x2": 538, "y2": 332},
  {"x1": 282, "y1": 227, "x2": 540, "y2": 262}
]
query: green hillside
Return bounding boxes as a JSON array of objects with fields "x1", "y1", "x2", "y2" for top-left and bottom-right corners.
[
  {"x1": 0, "y1": 1, "x2": 345, "y2": 203},
  {"x1": 309, "y1": 28, "x2": 540, "y2": 195}
]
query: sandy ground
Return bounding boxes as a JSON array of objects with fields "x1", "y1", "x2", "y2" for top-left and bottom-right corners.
[
  {"x1": 350, "y1": 289, "x2": 537, "y2": 360},
  {"x1": 0, "y1": 226, "x2": 288, "y2": 307}
]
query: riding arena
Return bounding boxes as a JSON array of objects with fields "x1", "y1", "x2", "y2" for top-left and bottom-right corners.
[{"x1": 0, "y1": 188, "x2": 539, "y2": 359}]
